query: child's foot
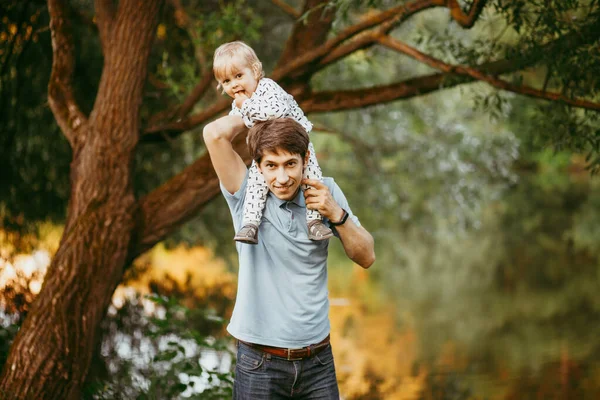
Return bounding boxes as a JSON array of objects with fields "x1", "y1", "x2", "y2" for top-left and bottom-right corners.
[
  {"x1": 307, "y1": 220, "x2": 334, "y2": 241},
  {"x1": 234, "y1": 224, "x2": 259, "y2": 244}
]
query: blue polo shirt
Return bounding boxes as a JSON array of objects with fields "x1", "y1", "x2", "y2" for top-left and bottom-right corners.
[{"x1": 221, "y1": 170, "x2": 360, "y2": 348}]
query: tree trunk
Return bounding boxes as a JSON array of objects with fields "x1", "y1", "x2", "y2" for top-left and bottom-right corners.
[{"x1": 0, "y1": 1, "x2": 163, "y2": 398}]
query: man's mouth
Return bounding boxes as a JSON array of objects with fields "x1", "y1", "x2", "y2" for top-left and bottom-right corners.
[{"x1": 274, "y1": 184, "x2": 292, "y2": 190}]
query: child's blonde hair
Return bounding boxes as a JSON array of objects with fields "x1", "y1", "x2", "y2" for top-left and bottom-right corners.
[{"x1": 213, "y1": 41, "x2": 265, "y2": 91}]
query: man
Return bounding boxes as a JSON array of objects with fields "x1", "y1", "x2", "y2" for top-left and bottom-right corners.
[{"x1": 203, "y1": 116, "x2": 375, "y2": 399}]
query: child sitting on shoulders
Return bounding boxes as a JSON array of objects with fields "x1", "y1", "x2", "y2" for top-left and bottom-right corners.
[{"x1": 212, "y1": 41, "x2": 333, "y2": 244}]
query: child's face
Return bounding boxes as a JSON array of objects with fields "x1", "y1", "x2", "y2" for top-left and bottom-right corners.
[{"x1": 218, "y1": 56, "x2": 260, "y2": 100}]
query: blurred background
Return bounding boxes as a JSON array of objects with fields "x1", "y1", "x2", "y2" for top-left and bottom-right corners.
[{"x1": 2, "y1": 0, "x2": 600, "y2": 398}]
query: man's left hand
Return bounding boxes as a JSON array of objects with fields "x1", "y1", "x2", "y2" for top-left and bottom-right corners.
[{"x1": 302, "y1": 179, "x2": 344, "y2": 222}]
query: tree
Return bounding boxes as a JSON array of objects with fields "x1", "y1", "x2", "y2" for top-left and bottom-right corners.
[{"x1": 1, "y1": 0, "x2": 599, "y2": 397}]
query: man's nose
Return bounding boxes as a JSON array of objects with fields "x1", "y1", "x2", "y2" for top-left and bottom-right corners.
[{"x1": 276, "y1": 168, "x2": 289, "y2": 184}]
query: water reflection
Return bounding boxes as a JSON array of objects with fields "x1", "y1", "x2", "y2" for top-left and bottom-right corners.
[{"x1": 327, "y1": 172, "x2": 600, "y2": 399}]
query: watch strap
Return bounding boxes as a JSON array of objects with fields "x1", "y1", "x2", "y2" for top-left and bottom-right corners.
[{"x1": 330, "y1": 209, "x2": 349, "y2": 226}]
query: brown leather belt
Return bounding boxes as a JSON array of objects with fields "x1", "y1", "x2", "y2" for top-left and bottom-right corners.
[{"x1": 239, "y1": 334, "x2": 330, "y2": 361}]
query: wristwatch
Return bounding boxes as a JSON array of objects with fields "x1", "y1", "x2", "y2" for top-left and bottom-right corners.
[{"x1": 330, "y1": 209, "x2": 349, "y2": 226}]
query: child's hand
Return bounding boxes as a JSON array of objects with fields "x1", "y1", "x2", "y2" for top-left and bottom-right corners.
[{"x1": 234, "y1": 92, "x2": 250, "y2": 108}]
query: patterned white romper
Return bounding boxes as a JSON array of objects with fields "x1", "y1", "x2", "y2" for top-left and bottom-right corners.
[{"x1": 229, "y1": 78, "x2": 323, "y2": 226}]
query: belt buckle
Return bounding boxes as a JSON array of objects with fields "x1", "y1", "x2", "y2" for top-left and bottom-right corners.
[{"x1": 287, "y1": 348, "x2": 302, "y2": 361}]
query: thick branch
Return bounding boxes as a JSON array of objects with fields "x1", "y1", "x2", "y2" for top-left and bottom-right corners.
[
  {"x1": 378, "y1": 35, "x2": 600, "y2": 111},
  {"x1": 47, "y1": 0, "x2": 87, "y2": 149},
  {"x1": 317, "y1": 0, "x2": 437, "y2": 69},
  {"x1": 276, "y1": 0, "x2": 335, "y2": 84},
  {"x1": 300, "y1": 45, "x2": 572, "y2": 114},
  {"x1": 144, "y1": 0, "x2": 437, "y2": 141},
  {"x1": 144, "y1": 17, "x2": 600, "y2": 140},
  {"x1": 318, "y1": 0, "x2": 488, "y2": 71},
  {"x1": 95, "y1": 0, "x2": 115, "y2": 49},
  {"x1": 272, "y1": 0, "x2": 301, "y2": 18},
  {"x1": 143, "y1": 97, "x2": 230, "y2": 141},
  {"x1": 302, "y1": 15, "x2": 600, "y2": 112},
  {"x1": 432, "y1": 0, "x2": 488, "y2": 28}
]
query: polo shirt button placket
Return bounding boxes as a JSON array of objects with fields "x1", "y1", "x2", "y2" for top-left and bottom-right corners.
[{"x1": 285, "y1": 202, "x2": 294, "y2": 233}]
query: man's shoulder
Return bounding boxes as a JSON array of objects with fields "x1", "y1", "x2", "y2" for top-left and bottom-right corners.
[
  {"x1": 322, "y1": 176, "x2": 337, "y2": 188},
  {"x1": 322, "y1": 177, "x2": 343, "y2": 197}
]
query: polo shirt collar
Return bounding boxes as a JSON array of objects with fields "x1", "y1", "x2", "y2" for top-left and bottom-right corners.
[{"x1": 269, "y1": 188, "x2": 305, "y2": 208}]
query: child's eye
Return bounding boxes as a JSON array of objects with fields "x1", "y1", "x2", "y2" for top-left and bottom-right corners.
[
  {"x1": 223, "y1": 79, "x2": 229, "y2": 84},
  {"x1": 236, "y1": 73, "x2": 242, "y2": 78}
]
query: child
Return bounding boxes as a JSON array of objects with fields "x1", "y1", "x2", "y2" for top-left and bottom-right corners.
[{"x1": 212, "y1": 41, "x2": 333, "y2": 244}]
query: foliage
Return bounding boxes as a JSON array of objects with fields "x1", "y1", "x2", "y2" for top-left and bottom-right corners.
[
  {"x1": 0, "y1": 319, "x2": 19, "y2": 376},
  {"x1": 417, "y1": 0, "x2": 600, "y2": 171},
  {"x1": 84, "y1": 293, "x2": 234, "y2": 400},
  {"x1": 0, "y1": 2, "x2": 71, "y2": 232},
  {"x1": 0, "y1": 254, "x2": 235, "y2": 399}
]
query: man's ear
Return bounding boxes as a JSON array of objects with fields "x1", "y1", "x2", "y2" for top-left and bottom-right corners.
[{"x1": 303, "y1": 150, "x2": 310, "y2": 170}]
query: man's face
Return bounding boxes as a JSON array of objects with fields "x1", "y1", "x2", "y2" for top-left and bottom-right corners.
[{"x1": 257, "y1": 149, "x2": 309, "y2": 201}]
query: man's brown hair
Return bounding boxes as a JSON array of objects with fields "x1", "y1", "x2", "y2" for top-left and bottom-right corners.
[{"x1": 247, "y1": 118, "x2": 309, "y2": 164}]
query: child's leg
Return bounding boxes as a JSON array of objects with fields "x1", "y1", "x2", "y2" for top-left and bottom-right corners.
[
  {"x1": 235, "y1": 160, "x2": 268, "y2": 244},
  {"x1": 304, "y1": 142, "x2": 324, "y2": 222},
  {"x1": 243, "y1": 160, "x2": 268, "y2": 225},
  {"x1": 304, "y1": 142, "x2": 334, "y2": 241}
]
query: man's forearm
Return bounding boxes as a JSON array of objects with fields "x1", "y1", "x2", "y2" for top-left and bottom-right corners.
[{"x1": 335, "y1": 220, "x2": 375, "y2": 269}]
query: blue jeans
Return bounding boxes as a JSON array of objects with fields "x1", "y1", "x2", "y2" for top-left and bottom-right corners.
[{"x1": 233, "y1": 341, "x2": 340, "y2": 399}]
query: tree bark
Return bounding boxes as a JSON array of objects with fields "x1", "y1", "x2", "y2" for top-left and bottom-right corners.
[{"x1": 0, "y1": 0, "x2": 163, "y2": 398}]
